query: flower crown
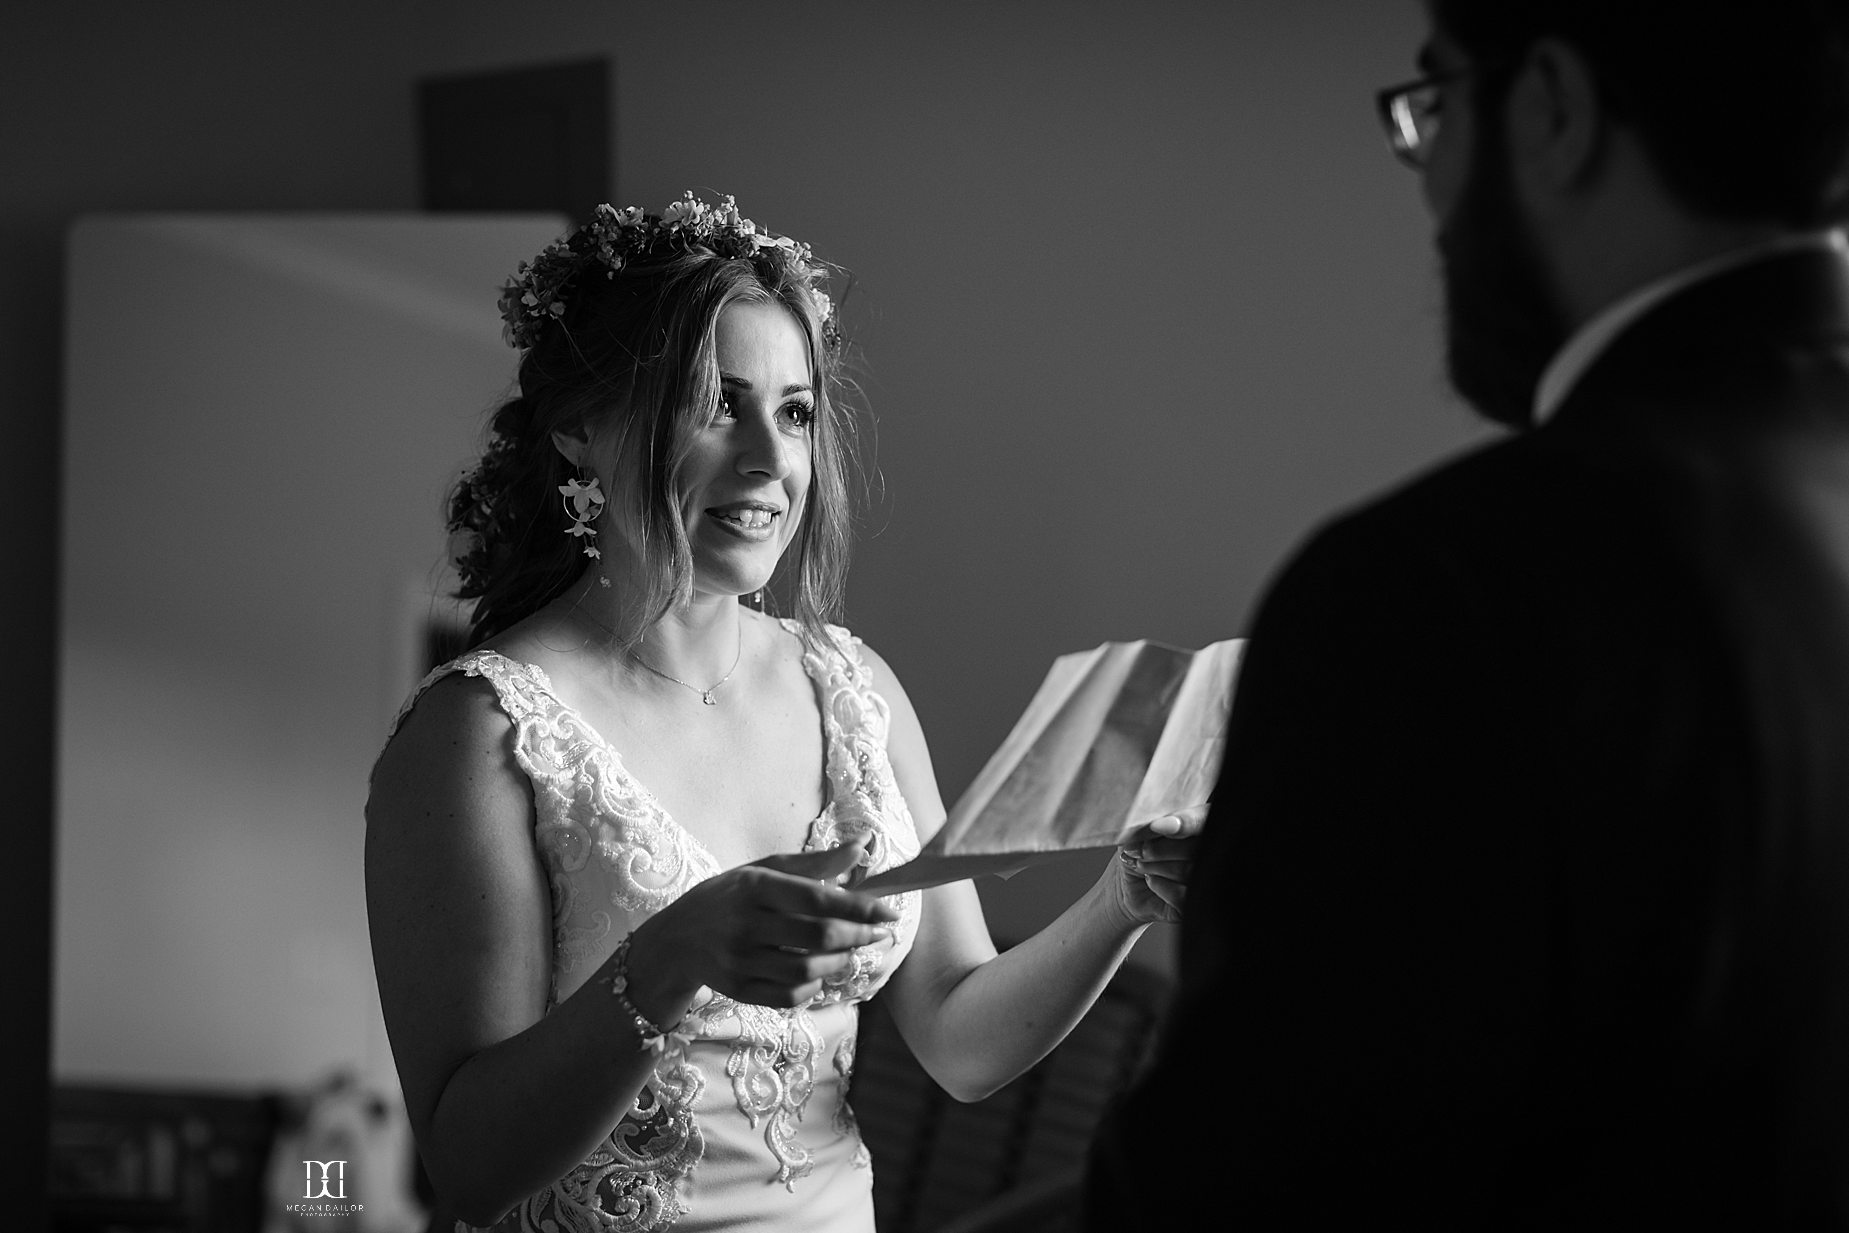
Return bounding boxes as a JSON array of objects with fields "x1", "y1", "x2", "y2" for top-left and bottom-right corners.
[{"x1": 497, "y1": 191, "x2": 838, "y2": 351}]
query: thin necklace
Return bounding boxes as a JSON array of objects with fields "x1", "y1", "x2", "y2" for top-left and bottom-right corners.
[{"x1": 625, "y1": 620, "x2": 744, "y2": 706}]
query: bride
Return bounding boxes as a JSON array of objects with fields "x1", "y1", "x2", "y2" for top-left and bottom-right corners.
[{"x1": 365, "y1": 192, "x2": 1200, "y2": 1233}]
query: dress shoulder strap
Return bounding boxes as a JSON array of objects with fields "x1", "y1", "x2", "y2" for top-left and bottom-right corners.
[
  {"x1": 778, "y1": 617, "x2": 890, "y2": 746},
  {"x1": 384, "y1": 648, "x2": 563, "y2": 741},
  {"x1": 779, "y1": 616, "x2": 872, "y2": 675}
]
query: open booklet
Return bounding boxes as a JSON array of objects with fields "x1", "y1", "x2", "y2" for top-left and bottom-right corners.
[{"x1": 858, "y1": 637, "x2": 1244, "y2": 896}]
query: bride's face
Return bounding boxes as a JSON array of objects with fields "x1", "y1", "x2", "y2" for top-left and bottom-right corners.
[{"x1": 677, "y1": 300, "x2": 815, "y2": 599}]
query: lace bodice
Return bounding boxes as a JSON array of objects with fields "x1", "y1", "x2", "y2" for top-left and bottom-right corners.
[{"x1": 388, "y1": 619, "x2": 924, "y2": 1233}]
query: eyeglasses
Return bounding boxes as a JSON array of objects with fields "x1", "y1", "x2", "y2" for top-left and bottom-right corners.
[{"x1": 1376, "y1": 69, "x2": 1468, "y2": 169}]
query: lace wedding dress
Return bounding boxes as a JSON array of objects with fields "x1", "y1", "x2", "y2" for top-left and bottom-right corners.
[{"x1": 388, "y1": 620, "x2": 924, "y2": 1233}]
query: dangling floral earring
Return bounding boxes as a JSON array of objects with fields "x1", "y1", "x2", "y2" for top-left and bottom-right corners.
[
  {"x1": 558, "y1": 473, "x2": 606, "y2": 560},
  {"x1": 751, "y1": 589, "x2": 766, "y2": 612}
]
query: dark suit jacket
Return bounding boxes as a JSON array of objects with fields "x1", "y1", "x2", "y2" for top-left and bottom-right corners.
[{"x1": 1088, "y1": 249, "x2": 1849, "y2": 1229}]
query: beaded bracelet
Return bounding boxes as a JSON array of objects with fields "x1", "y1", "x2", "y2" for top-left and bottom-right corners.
[{"x1": 609, "y1": 935, "x2": 682, "y2": 1055}]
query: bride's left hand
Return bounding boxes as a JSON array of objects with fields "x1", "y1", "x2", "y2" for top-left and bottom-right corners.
[{"x1": 1111, "y1": 804, "x2": 1208, "y2": 925}]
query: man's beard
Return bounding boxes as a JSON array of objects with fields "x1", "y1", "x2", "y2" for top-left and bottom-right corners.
[{"x1": 1438, "y1": 116, "x2": 1569, "y2": 430}]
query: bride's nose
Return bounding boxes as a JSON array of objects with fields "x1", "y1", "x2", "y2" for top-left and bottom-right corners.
[{"x1": 735, "y1": 412, "x2": 793, "y2": 480}]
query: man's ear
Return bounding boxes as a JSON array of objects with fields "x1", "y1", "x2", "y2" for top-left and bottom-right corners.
[{"x1": 1504, "y1": 37, "x2": 1605, "y2": 196}]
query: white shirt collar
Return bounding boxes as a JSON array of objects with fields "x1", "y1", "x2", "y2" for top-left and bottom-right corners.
[{"x1": 1531, "y1": 230, "x2": 1847, "y2": 425}]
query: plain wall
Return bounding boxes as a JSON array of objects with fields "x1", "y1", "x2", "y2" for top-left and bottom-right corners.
[
  {"x1": 3, "y1": 0, "x2": 1494, "y2": 1188},
  {"x1": 58, "y1": 215, "x2": 566, "y2": 1094}
]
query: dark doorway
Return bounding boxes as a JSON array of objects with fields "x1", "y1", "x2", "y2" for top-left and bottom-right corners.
[{"x1": 419, "y1": 59, "x2": 611, "y2": 221}]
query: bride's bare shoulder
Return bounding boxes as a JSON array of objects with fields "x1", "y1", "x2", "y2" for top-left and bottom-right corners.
[{"x1": 368, "y1": 659, "x2": 526, "y2": 835}]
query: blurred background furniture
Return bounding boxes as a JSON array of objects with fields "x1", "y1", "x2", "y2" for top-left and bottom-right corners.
[
  {"x1": 50, "y1": 1073, "x2": 427, "y2": 1233},
  {"x1": 852, "y1": 954, "x2": 1171, "y2": 1233},
  {"x1": 49, "y1": 1085, "x2": 281, "y2": 1233},
  {"x1": 927, "y1": 1171, "x2": 1085, "y2": 1233}
]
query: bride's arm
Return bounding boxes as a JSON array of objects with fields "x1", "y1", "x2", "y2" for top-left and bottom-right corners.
[
  {"x1": 364, "y1": 674, "x2": 682, "y2": 1224},
  {"x1": 862, "y1": 646, "x2": 1197, "y2": 1103}
]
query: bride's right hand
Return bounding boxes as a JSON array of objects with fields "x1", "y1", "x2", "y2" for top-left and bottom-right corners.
[{"x1": 620, "y1": 839, "x2": 901, "y2": 1019}]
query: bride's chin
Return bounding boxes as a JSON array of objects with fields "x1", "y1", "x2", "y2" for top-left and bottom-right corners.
[{"x1": 692, "y1": 550, "x2": 785, "y2": 599}]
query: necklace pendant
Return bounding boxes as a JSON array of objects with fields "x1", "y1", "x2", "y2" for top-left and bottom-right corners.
[{"x1": 701, "y1": 690, "x2": 718, "y2": 706}]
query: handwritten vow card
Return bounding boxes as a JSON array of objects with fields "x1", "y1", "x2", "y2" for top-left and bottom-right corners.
[{"x1": 859, "y1": 637, "x2": 1244, "y2": 895}]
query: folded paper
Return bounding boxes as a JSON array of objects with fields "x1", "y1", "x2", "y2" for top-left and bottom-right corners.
[{"x1": 859, "y1": 637, "x2": 1243, "y2": 895}]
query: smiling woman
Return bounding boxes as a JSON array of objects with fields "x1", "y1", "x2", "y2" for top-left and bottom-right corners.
[
  {"x1": 446, "y1": 194, "x2": 853, "y2": 655},
  {"x1": 363, "y1": 192, "x2": 1202, "y2": 1233}
]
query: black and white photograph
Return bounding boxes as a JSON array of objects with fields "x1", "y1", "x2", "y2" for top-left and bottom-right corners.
[{"x1": 11, "y1": 2, "x2": 1849, "y2": 1230}]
